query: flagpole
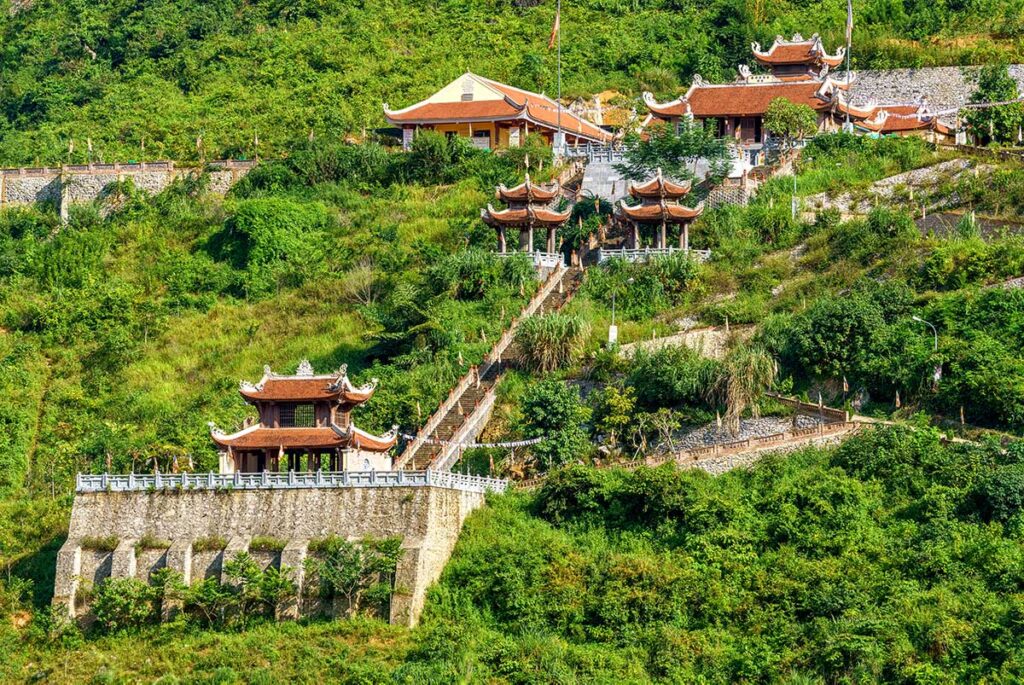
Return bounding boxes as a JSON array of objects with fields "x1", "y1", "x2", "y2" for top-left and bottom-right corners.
[
  {"x1": 556, "y1": 0, "x2": 562, "y2": 155},
  {"x1": 845, "y1": 0, "x2": 853, "y2": 128}
]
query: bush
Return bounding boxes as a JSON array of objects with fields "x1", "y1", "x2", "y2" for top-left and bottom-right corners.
[
  {"x1": 976, "y1": 464, "x2": 1024, "y2": 522},
  {"x1": 514, "y1": 312, "x2": 590, "y2": 373},
  {"x1": 92, "y1": 578, "x2": 159, "y2": 633},
  {"x1": 627, "y1": 345, "x2": 720, "y2": 410}
]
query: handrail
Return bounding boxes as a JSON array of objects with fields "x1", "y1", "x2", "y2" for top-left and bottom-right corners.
[
  {"x1": 397, "y1": 264, "x2": 567, "y2": 468},
  {"x1": 598, "y1": 247, "x2": 712, "y2": 264},
  {"x1": 76, "y1": 469, "x2": 507, "y2": 494}
]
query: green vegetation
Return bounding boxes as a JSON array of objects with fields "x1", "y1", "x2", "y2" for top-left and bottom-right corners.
[
  {"x1": 4, "y1": 428, "x2": 1024, "y2": 682},
  {"x1": 2, "y1": 0, "x2": 1023, "y2": 164}
]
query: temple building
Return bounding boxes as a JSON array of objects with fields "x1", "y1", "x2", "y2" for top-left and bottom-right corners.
[
  {"x1": 209, "y1": 360, "x2": 397, "y2": 473},
  {"x1": 616, "y1": 169, "x2": 704, "y2": 250},
  {"x1": 642, "y1": 33, "x2": 956, "y2": 164},
  {"x1": 481, "y1": 174, "x2": 571, "y2": 254},
  {"x1": 384, "y1": 72, "x2": 612, "y2": 150}
]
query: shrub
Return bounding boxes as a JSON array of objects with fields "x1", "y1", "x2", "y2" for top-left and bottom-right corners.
[
  {"x1": 92, "y1": 578, "x2": 159, "y2": 633},
  {"x1": 514, "y1": 313, "x2": 590, "y2": 373},
  {"x1": 976, "y1": 464, "x2": 1024, "y2": 522},
  {"x1": 249, "y1": 536, "x2": 287, "y2": 553},
  {"x1": 81, "y1": 535, "x2": 119, "y2": 552},
  {"x1": 192, "y1": 536, "x2": 228, "y2": 553},
  {"x1": 627, "y1": 345, "x2": 721, "y2": 410}
]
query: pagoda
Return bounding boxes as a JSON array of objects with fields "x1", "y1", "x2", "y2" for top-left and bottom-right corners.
[
  {"x1": 751, "y1": 33, "x2": 845, "y2": 81},
  {"x1": 481, "y1": 174, "x2": 571, "y2": 254},
  {"x1": 616, "y1": 169, "x2": 704, "y2": 250},
  {"x1": 209, "y1": 360, "x2": 398, "y2": 474}
]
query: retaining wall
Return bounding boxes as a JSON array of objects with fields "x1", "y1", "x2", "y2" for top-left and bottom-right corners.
[
  {"x1": 54, "y1": 484, "x2": 486, "y2": 627},
  {"x1": 0, "y1": 160, "x2": 254, "y2": 210}
]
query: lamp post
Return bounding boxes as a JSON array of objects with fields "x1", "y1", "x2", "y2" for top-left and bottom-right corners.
[
  {"x1": 911, "y1": 316, "x2": 938, "y2": 351},
  {"x1": 912, "y1": 315, "x2": 941, "y2": 390},
  {"x1": 609, "y1": 277, "x2": 634, "y2": 346}
]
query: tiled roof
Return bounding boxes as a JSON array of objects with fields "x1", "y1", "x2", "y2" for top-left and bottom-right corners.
[
  {"x1": 619, "y1": 201, "x2": 704, "y2": 222},
  {"x1": 212, "y1": 426, "x2": 348, "y2": 449},
  {"x1": 481, "y1": 205, "x2": 572, "y2": 227},
  {"x1": 240, "y1": 377, "x2": 342, "y2": 401},
  {"x1": 752, "y1": 35, "x2": 845, "y2": 67},
  {"x1": 497, "y1": 176, "x2": 560, "y2": 203},
  {"x1": 384, "y1": 99, "x2": 521, "y2": 123},
  {"x1": 384, "y1": 73, "x2": 612, "y2": 143},
  {"x1": 649, "y1": 81, "x2": 830, "y2": 118},
  {"x1": 630, "y1": 175, "x2": 692, "y2": 199}
]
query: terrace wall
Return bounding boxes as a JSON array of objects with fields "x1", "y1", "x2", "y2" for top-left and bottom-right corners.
[
  {"x1": 54, "y1": 483, "x2": 487, "y2": 627},
  {"x1": 0, "y1": 160, "x2": 255, "y2": 212}
]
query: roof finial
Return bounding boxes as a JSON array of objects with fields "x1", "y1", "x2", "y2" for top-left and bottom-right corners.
[{"x1": 296, "y1": 359, "x2": 314, "y2": 377}]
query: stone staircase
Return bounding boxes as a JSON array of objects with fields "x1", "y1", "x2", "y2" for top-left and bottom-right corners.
[
  {"x1": 398, "y1": 265, "x2": 583, "y2": 471},
  {"x1": 580, "y1": 158, "x2": 628, "y2": 202}
]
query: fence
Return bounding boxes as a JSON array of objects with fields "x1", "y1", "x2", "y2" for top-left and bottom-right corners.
[
  {"x1": 765, "y1": 392, "x2": 849, "y2": 423},
  {"x1": 496, "y1": 250, "x2": 563, "y2": 269},
  {"x1": 597, "y1": 247, "x2": 712, "y2": 264},
  {"x1": 76, "y1": 469, "x2": 508, "y2": 494},
  {"x1": 515, "y1": 421, "x2": 860, "y2": 489}
]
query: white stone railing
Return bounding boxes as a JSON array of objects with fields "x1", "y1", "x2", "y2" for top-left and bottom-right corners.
[
  {"x1": 496, "y1": 250, "x2": 563, "y2": 270},
  {"x1": 76, "y1": 469, "x2": 507, "y2": 494},
  {"x1": 597, "y1": 247, "x2": 712, "y2": 263}
]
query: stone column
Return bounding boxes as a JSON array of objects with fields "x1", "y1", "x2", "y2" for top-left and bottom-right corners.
[
  {"x1": 682, "y1": 221, "x2": 690, "y2": 252},
  {"x1": 110, "y1": 539, "x2": 138, "y2": 580},
  {"x1": 659, "y1": 221, "x2": 666, "y2": 249},
  {"x1": 52, "y1": 538, "x2": 82, "y2": 619},
  {"x1": 221, "y1": 537, "x2": 251, "y2": 588},
  {"x1": 546, "y1": 227, "x2": 556, "y2": 254},
  {"x1": 162, "y1": 539, "x2": 192, "y2": 621},
  {"x1": 278, "y1": 540, "x2": 309, "y2": 620},
  {"x1": 632, "y1": 224, "x2": 640, "y2": 249},
  {"x1": 497, "y1": 226, "x2": 506, "y2": 253},
  {"x1": 527, "y1": 225, "x2": 534, "y2": 253}
]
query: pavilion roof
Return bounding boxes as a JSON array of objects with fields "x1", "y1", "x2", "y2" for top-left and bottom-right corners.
[
  {"x1": 854, "y1": 104, "x2": 953, "y2": 134},
  {"x1": 644, "y1": 78, "x2": 836, "y2": 119},
  {"x1": 752, "y1": 33, "x2": 845, "y2": 68},
  {"x1": 481, "y1": 204, "x2": 572, "y2": 228},
  {"x1": 617, "y1": 200, "x2": 705, "y2": 223},
  {"x1": 497, "y1": 173, "x2": 560, "y2": 203},
  {"x1": 238, "y1": 360, "x2": 377, "y2": 404},
  {"x1": 383, "y1": 73, "x2": 612, "y2": 143},
  {"x1": 209, "y1": 423, "x2": 398, "y2": 452},
  {"x1": 629, "y1": 170, "x2": 692, "y2": 199}
]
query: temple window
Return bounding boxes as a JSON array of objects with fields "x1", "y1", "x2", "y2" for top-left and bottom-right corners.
[{"x1": 280, "y1": 403, "x2": 315, "y2": 428}]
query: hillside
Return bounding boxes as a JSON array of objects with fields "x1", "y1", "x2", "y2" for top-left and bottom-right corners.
[{"x1": 2, "y1": 0, "x2": 1024, "y2": 164}]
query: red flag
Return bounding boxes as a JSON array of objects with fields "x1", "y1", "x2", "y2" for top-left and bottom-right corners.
[{"x1": 548, "y1": 6, "x2": 560, "y2": 50}]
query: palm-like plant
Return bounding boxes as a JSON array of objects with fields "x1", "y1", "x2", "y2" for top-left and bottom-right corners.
[
  {"x1": 514, "y1": 313, "x2": 590, "y2": 373},
  {"x1": 718, "y1": 344, "x2": 777, "y2": 434}
]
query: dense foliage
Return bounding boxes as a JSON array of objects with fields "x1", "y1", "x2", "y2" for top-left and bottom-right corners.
[{"x1": 2, "y1": 0, "x2": 1023, "y2": 164}]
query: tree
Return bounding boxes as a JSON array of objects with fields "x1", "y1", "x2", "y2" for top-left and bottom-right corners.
[
  {"x1": 521, "y1": 379, "x2": 592, "y2": 470},
  {"x1": 591, "y1": 385, "x2": 636, "y2": 446},
  {"x1": 965, "y1": 65, "x2": 1024, "y2": 146},
  {"x1": 764, "y1": 98, "x2": 818, "y2": 159},
  {"x1": 615, "y1": 119, "x2": 733, "y2": 186}
]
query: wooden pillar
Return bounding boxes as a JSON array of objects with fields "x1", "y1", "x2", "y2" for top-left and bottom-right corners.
[
  {"x1": 498, "y1": 226, "x2": 507, "y2": 253},
  {"x1": 547, "y1": 227, "x2": 556, "y2": 254}
]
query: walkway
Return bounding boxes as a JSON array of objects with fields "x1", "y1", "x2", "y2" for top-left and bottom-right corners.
[{"x1": 397, "y1": 264, "x2": 583, "y2": 471}]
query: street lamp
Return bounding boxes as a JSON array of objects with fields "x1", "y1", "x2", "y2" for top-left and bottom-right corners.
[
  {"x1": 911, "y1": 316, "x2": 938, "y2": 351},
  {"x1": 912, "y1": 315, "x2": 942, "y2": 390},
  {"x1": 609, "y1": 277, "x2": 634, "y2": 346}
]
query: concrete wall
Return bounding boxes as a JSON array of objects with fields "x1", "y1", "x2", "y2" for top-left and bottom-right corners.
[
  {"x1": 0, "y1": 160, "x2": 254, "y2": 211},
  {"x1": 54, "y1": 485, "x2": 486, "y2": 627}
]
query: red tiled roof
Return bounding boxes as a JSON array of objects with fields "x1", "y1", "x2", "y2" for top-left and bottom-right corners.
[
  {"x1": 630, "y1": 176, "x2": 692, "y2": 199},
  {"x1": 482, "y1": 205, "x2": 571, "y2": 227},
  {"x1": 213, "y1": 426, "x2": 348, "y2": 449},
  {"x1": 384, "y1": 99, "x2": 521, "y2": 123},
  {"x1": 351, "y1": 428, "x2": 399, "y2": 451},
  {"x1": 498, "y1": 178, "x2": 560, "y2": 204},
  {"x1": 240, "y1": 378, "x2": 343, "y2": 402},
  {"x1": 651, "y1": 81, "x2": 830, "y2": 118},
  {"x1": 384, "y1": 74, "x2": 612, "y2": 143},
  {"x1": 619, "y1": 202, "x2": 704, "y2": 222},
  {"x1": 754, "y1": 38, "x2": 844, "y2": 67}
]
